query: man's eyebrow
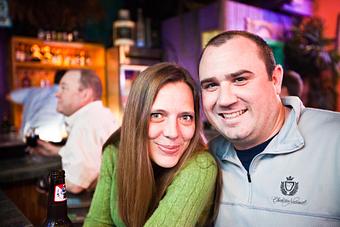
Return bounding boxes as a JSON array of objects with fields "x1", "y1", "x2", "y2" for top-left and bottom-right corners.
[
  {"x1": 200, "y1": 70, "x2": 253, "y2": 85},
  {"x1": 60, "y1": 82, "x2": 68, "y2": 87},
  {"x1": 200, "y1": 78, "x2": 216, "y2": 85},
  {"x1": 229, "y1": 70, "x2": 253, "y2": 78}
]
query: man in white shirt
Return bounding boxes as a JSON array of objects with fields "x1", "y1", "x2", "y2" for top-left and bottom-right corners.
[
  {"x1": 7, "y1": 70, "x2": 67, "y2": 142},
  {"x1": 32, "y1": 69, "x2": 119, "y2": 194}
]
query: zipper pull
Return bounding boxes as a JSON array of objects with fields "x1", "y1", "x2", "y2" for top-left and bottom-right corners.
[{"x1": 247, "y1": 172, "x2": 252, "y2": 183}]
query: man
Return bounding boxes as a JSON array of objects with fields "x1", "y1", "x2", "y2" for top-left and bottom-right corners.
[
  {"x1": 280, "y1": 70, "x2": 304, "y2": 97},
  {"x1": 199, "y1": 30, "x2": 340, "y2": 226},
  {"x1": 32, "y1": 69, "x2": 119, "y2": 194},
  {"x1": 7, "y1": 70, "x2": 67, "y2": 142}
]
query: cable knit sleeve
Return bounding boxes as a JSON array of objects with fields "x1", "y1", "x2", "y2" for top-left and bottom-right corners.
[
  {"x1": 84, "y1": 145, "x2": 125, "y2": 227},
  {"x1": 144, "y1": 151, "x2": 218, "y2": 227}
]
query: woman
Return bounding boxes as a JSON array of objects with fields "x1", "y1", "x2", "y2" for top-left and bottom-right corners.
[{"x1": 84, "y1": 62, "x2": 220, "y2": 227}]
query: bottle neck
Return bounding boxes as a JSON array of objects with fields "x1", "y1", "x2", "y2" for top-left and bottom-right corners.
[{"x1": 46, "y1": 202, "x2": 68, "y2": 219}]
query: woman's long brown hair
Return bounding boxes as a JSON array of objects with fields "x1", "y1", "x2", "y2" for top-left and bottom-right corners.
[{"x1": 114, "y1": 62, "x2": 220, "y2": 227}]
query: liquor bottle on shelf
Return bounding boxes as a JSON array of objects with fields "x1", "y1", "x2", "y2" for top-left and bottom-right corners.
[
  {"x1": 15, "y1": 42, "x2": 26, "y2": 62},
  {"x1": 79, "y1": 51, "x2": 86, "y2": 66},
  {"x1": 31, "y1": 44, "x2": 42, "y2": 62},
  {"x1": 37, "y1": 29, "x2": 45, "y2": 40},
  {"x1": 21, "y1": 71, "x2": 31, "y2": 87},
  {"x1": 85, "y1": 51, "x2": 92, "y2": 66},
  {"x1": 136, "y1": 8, "x2": 145, "y2": 47},
  {"x1": 40, "y1": 71, "x2": 51, "y2": 87},
  {"x1": 113, "y1": 9, "x2": 135, "y2": 46},
  {"x1": 42, "y1": 46, "x2": 53, "y2": 64},
  {"x1": 145, "y1": 17, "x2": 152, "y2": 48},
  {"x1": 42, "y1": 170, "x2": 73, "y2": 227},
  {"x1": 24, "y1": 44, "x2": 32, "y2": 62}
]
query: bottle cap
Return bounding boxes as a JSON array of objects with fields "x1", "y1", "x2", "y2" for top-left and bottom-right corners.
[
  {"x1": 50, "y1": 169, "x2": 65, "y2": 177},
  {"x1": 118, "y1": 9, "x2": 130, "y2": 20}
]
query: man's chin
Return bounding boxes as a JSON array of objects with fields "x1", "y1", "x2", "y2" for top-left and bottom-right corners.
[
  {"x1": 218, "y1": 129, "x2": 248, "y2": 142},
  {"x1": 56, "y1": 108, "x2": 66, "y2": 115}
]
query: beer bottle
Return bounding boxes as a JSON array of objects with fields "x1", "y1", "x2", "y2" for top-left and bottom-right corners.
[{"x1": 42, "y1": 170, "x2": 73, "y2": 227}]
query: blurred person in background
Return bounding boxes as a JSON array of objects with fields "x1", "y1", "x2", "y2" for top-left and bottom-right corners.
[
  {"x1": 280, "y1": 70, "x2": 304, "y2": 97},
  {"x1": 84, "y1": 63, "x2": 220, "y2": 227},
  {"x1": 6, "y1": 70, "x2": 67, "y2": 143},
  {"x1": 30, "y1": 69, "x2": 119, "y2": 194}
]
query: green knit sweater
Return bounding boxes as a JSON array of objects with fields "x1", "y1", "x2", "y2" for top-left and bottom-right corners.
[{"x1": 84, "y1": 145, "x2": 217, "y2": 227}]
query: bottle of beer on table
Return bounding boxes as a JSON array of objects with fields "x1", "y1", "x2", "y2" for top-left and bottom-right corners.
[{"x1": 42, "y1": 169, "x2": 73, "y2": 227}]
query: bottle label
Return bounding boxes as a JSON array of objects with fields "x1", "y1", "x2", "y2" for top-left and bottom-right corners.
[
  {"x1": 116, "y1": 27, "x2": 133, "y2": 39},
  {"x1": 54, "y1": 184, "x2": 67, "y2": 202}
]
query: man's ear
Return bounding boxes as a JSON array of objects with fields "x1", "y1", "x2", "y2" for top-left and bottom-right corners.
[
  {"x1": 271, "y1": 64, "x2": 283, "y2": 95},
  {"x1": 79, "y1": 88, "x2": 94, "y2": 104}
]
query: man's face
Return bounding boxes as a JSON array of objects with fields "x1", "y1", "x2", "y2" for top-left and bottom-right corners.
[
  {"x1": 56, "y1": 71, "x2": 85, "y2": 116},
  {"x1": 199, "y1": 37, "x2": 283, "y2": 150}
]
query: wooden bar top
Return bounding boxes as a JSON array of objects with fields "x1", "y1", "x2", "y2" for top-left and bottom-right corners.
[
  {"x1": 0, "y1": 189, "x2": 33, "y2": 227},
  {"x1": 0, "y1": 132, "x2": 62, "y2": 184},
  {"x1": 0, "y1": 133, "x2": 62, "y2": 225},
  {"x1": 0, "y1": 154, "x2": 62, "y2": 184}
]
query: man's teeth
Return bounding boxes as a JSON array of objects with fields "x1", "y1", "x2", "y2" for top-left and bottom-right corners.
[{"x1": 219, "y1": 110, "x2": 246, "y2": 119}]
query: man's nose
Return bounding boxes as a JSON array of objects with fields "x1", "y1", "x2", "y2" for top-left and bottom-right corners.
[
  {"x1": 55, "y1": 90, "x2": 60, "y2": 98},
  {"x1": 163, "y1": 117, "x2": 178, "y2": 139},
  {"x1": 217, "y1": 83, "x2": 237, "y2": 106}
]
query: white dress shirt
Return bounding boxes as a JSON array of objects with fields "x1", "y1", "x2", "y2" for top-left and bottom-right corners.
[{"x1": 58, "y1": 101, "x2": 119, "y2": 189}]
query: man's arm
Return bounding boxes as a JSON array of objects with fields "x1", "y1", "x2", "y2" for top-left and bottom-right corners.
[
  {"x1": 30, "y1": 140, "x2": 86, "y2": 193},
  {"x1": 7, "y1": 88, "x2": 32, "y2": 104},
  {"x1": 65, "y1": 180, "x2": 85, "y2": 194},
  {"x1": 6, "y1": 93, "x2": 13, "y2": 102},
  {"x1": 29, "y1": 139, "x2": 61, "y2": 156}
]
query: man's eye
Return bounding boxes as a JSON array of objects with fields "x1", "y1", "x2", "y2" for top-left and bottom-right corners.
[
  {"x1": 202, "y1": 82, "x2": 218, "y2": 90},
  {"x1": 234, "y1": 77, "x2": 247, "y2": 84}
]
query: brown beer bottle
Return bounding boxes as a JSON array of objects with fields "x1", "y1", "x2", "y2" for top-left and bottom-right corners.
[{"x1": 42, "y1": 170, "x2": 73, "y2": 227}]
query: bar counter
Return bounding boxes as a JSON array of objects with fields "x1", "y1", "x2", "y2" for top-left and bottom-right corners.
[
  {"x1": 0, "y1": 189, "x2": 33, "y2": 227},
  {"x1": 0, "y1": 153, "x2": 62, "y2": 184},
  {"x1": 0, "y1": 133, "x2": 62, "y2": 225}
]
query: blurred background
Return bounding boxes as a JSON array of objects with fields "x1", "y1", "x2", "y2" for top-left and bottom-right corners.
[{"x1": 1, "y1": 0, "x2": 340, "y2": 132}]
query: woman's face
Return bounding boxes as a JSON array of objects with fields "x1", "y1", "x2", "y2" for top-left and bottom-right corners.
[{"x1": 148, "y1": 81, "x2": 196, "y2": 168}]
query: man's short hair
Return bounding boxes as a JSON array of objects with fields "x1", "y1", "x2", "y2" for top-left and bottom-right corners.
[
  {"x1": 79, "y1": 69, "x2": 102, "y2": 100},
  {"x1": 54, "y1": 70, "x2": 67, "y2": 84},
  {"x1": 200, "y1": 30, "x2": 276, "y2": 80}
]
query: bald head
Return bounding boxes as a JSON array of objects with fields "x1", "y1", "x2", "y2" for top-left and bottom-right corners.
[{"x1": 55, "y1": 70, "x2": 102, "y2": 116}]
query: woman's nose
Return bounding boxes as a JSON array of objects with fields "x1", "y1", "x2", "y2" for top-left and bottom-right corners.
[{"x1": 163, "y1": 118, "x2": 178, "y2": 139}]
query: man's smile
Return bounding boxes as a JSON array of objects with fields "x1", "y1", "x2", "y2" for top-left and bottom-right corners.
[{"x1": 218, "y1": 109, "x2": 247, "y2": 119}]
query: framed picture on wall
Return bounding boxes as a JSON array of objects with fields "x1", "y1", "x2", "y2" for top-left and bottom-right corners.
[
  {"x1": 119, "y1": 64, "x2": 147, "y2": 109},
  {"x1": 245, "y1": 18, "x2": 284, "y2": 41}
]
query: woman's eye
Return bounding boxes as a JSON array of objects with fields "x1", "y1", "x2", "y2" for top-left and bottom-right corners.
[
  {"x1": 180, "y1": 114, "x2": 194, "y2": 124},
  {"x1": 150, "y1": 113, "x2": 163, "y2": 122}
]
